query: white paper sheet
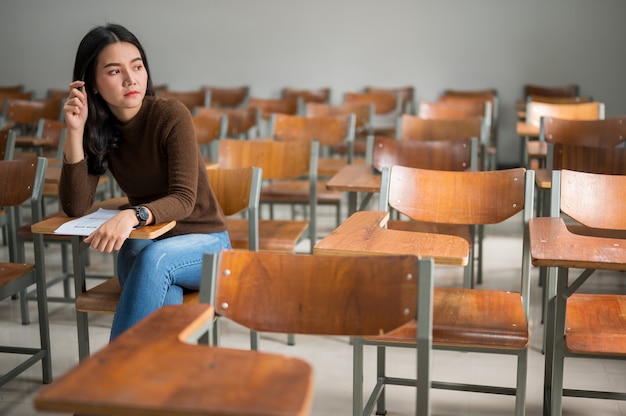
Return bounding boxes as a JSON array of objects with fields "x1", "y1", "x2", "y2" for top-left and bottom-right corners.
[{"x1": 53, "y1": 208, "x2": 120, "y2": 236}]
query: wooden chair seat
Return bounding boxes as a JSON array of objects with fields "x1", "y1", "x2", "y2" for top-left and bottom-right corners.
[
  {"x1": 226, "y1": 218, "x2": 308, "y2": 252},
  {"x1": 261, "y1": 180, "x2": 342, "y2": 204},
  {"x1": 76, "y1": 277, "x2": 199, "y2": 314},
  {"x1": 566, "y1": 293, "x2": 626, "y2": 355},
  {"x1": 0, "y1": 262, "x2": 36, "y2": 287},
  {"x1": 367, "y1": 287, "x2": 528, "y2": 350}
]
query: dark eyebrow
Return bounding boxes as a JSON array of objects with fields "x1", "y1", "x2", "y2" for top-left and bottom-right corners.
[{"x1": 103, "y1": 57, "x2": 143, "y2": 69}]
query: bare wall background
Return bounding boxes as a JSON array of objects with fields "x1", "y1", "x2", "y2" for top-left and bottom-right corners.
[{"x1": 2, "y1": 0, "x2": 625, "y2": 165}]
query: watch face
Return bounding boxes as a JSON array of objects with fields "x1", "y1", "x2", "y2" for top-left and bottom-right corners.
[{"x1": 138, "y1": 207, "x2": 150, "y2": 221}]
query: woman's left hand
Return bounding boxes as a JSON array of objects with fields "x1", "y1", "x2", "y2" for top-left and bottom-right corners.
[{"x1": 84, "y1": 210, "x2": 138, "y2": 253}]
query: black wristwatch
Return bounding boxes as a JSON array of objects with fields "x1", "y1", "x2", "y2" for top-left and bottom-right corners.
[{"x1": 131, "y1": 206, "x2": 150, "y2": 228}]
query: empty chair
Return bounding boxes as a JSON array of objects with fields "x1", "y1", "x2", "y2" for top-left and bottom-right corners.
[
  {"x1": 344, "y1": 91, "x2": 403, "y2": 137},
  {"x1": 542, "y1": 169, "x2": 626, "y2": 414},
  {"x1": 0, "y1": 157, "x2": 51, "y2": 387},
  {"x1": 201, "y1": 249, "x2": 434, "y2": 415},
  {"x1": 247, "y1": 96, "x2": 298, "y2": 136},
  {"x1": 523, "y1": 100, "x2": 605, "y2": 168},
  {"x1": 195, "y1": 106, "x2": 259, "y2": 139},
  {"x1": 305, "y1": 101, "x2": 373, "y2": 157},
  {"x1": 281, "y1": 87, "x2": 331, "y2": 115},
  {"x1": 0, "y1": 90, "x2": 34, "y2": 128},
  {"x1": 364, "y1": 85, "x2": 415, "y2": 115},
  {"x1": 203, "y1": 85, "x2": 250, "y2": 108},
  {"x1": 217, "y1": 138, "x2": 316, "y2": 253},
  {"x1": 362, "y1": 165, "x2": 534, "y2": 416},
  {"x1": 523, "y1": 83, "x2": 579, "y2": 99},
  {"x1": 156, "y1": 88, "x2": 210, "y2": 113},
  {"x1": 191, "y1": 112, "x2": 227, "y2": 164},
  {"x1": 398, "y1": 113, "x2": 484, "y2": 143},
  {"x1": 370, "y1": 135, "x2": 479, "y2": 287},
  {"x1": 2, "y1": 97, "x2": 64, "y2": 135}
]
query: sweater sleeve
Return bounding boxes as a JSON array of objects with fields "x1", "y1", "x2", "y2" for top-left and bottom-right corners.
[{"x1": 58, "y1": 158, "x2": 101, "y2": 217}]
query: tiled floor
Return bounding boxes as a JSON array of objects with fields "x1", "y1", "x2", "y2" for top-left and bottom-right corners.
[{"x1": 1, "y1": 201, "x2": 626, "y2": 415}]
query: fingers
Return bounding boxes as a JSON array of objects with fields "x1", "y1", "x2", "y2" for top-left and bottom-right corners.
[
  {"x1": 64, "y1": 82, "x2": 88, "y2": 124},
  {"x1": 84, "y1": 233, "x2": 125, "y2": 253}
]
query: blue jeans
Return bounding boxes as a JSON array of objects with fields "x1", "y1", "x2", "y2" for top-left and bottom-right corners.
[{"x1": 110, "y1": 231, "x2": 231, "y2": 340}]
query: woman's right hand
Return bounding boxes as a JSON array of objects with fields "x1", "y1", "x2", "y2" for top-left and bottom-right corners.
[
  {"x1": 63, "y1": 80, "x2": 88, "y2": 163},
  {"x1": 64, "y1": 80, "x2": 88, "y2": 130}
]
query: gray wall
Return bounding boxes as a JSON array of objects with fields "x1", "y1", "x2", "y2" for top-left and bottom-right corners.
[{"x1": 2, "y1": 0, "x2": 626, "y2": 166}]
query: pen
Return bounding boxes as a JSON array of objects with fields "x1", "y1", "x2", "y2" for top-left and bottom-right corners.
[{"x1": 77, "y1": 70, "x2": 85, "y2": 91}]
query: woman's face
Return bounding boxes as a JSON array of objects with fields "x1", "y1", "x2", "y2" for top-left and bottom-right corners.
[{"x1": 94, "y1": 41, "x2": 147, "y2": 122}]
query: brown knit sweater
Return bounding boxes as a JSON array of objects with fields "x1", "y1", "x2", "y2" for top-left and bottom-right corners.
[{"x1": 59, "y1": 96, "x2": 227, "y2": 238}]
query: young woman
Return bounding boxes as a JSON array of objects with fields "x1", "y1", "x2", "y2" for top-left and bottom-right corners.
[{"x1": 61, "y1": 23, "x2": 231, "y2": 340}]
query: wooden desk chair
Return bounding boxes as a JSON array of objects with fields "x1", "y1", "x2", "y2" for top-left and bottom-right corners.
[
  {"x1": 344, "y1": 91, "x2": 403, "y2": 137},
  {"x1": 522, "y1": 100, "x2": 604, "y2": 168},
  {"x1": 535, "y1": 116, "x2": 626, "y2": 216},
  {"x1": 364, "y1": 85, "x2": 415, "y2": 115},
  {"x1": 203, "y1": 85, "x2": 250, "y2": 108},
  {"x1": 523, "y1": 83, "x2": 579, "y2": 99},
  {"x1": 269, "y1": 113, "x2": 352, "y2": 229},
  {"x1": 217, "y1": 138, "x2": 314, "y2": 254},
  {"x1": 439, "y1": 89, "x2": 499, "y2": 169},
  {"x1": 281, "y1": 87, "x2": 331, "y2": 115},
  {"x1": 0, "y1": 157, "x2": 52, "y2": 387},
  {"x1": 545, "y1": 169, "x2": 626, "y2": 411},
  {"x1": 369, "y1": 135, "x2": 479, "y2": 287},
  {"x1": 0, "y1": 90, "x2": 34, "y2": 128},
  {"x1": 397, "y1": 113, "x2": 484, "y2": 142},
  {"x1": 1, "y1": 97, "x2": 63, "y2": 135},
  {"x1": 305, "y1": 101, "x2": 373, "y2": 157},
  {"x1": 201, "y1": 249, "x2": 435, "y2": 416},
  {"x1": 417, "y1": 99, "x2": 492, "y2": 170},
  {"x1": 156, "y1": 88, "x2": 211, "y2": 113},
  {"x1": 369, "y1": 165, "x2": 534, "y2": 416},
  {"x1": 35, "y1": 303, "x2": 314, "y2": 416},
  {"x1": 191, "y1": 111, "x2": 227, "y2": 164},
  {"x1": 196, "y1": 106, "x2": 259, "y2": 139},
  {"x1": 247, "y1": 96, "x2": 298, "y2": 136},
  {"x1": 45, "y1": 88, "x2": 69, "y2": 101},
  {"x1": 0, "y1": 84, "x2": 25, "y2": 93}
]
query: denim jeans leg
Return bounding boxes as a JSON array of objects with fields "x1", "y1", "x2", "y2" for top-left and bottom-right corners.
[{"x1": 110, "y1": 231, "x2": 231, "y2": 340}]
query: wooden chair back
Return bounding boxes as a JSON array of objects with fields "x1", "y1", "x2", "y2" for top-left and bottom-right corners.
[
  {"x1": 0, "y1": 85, "x2": 24, "y2": 93},
  {"x1": 370, "y1": 135, "x2": 477, "y2": 173},
  {"x1": 398, "y1": 114, "x2": 483, "y2": 142},
  {"x1": 551, "y1": 144, "x2": 626, "y2": 175},
  {"x1": 201, "y1": 250, "x2": 423, "y2": 336},
  {"x1": 191, "y1": 112, "x2": 227, "y2": 163},
  {"x1": 542, "y1": 116, "x2": 626, "y2": 148},
  {"x1": 525, "y1": 101, "x2": 604, "y2": 128},
  {"x1": 305, "y1": 101, "x2": 373, "y2": 141},
  {"x1": 524, "y1": 83, "x2": 579, "y2": 99},
  {"x1": 344, "y1": 91, "x2": 401, "y2": 116},
  {"x1": 206, "y1": 166, "x2": 261, "y2": 251},
  {"x1": 196, "y1": 106, "x2": 258, "y2": 138},
  {"x1": 281, "y1": 87, "x2": 331, "y2": 111},
  {"x1": 35, "y1": 118, "x2": 66, "y2": 161},
  {"x1": 46, "y1": 88, "x2": 69, "y2": 100},
  {"x1": 218, "y1": 138, "x2": 312, "y2": 181},
  {"x1": 2, "y1": 97, "x2": 64, "y2": 132},
  {"x1": 418, "y1": 99, "x2": 490, "y2": 123},
  {"x1": 528, "y1": 95, "x2": 593, "y2": 105},
  {"x1": 383, "y1": 166, "x2": 528, "y2": 225},
  {"x1": 271, "y1": 113, "x2": 355, "y2": 148},
  {"x1": 203, "y1": 85, "x2": 250, "y2": 108},
  {"x1": 156, "y1": 89, "x2": 210, "y2": 112},
  {"x1": 364, "y1": 85, "x2": 415, "y2": 114},
  {"x1": 247, "y1": 97, "x2": 298, "y2": 120},
  {"x1": 0, "y1": 90, "x2": 34, "y2": 109}
]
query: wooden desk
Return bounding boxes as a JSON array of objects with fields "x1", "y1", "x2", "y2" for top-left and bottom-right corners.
[
  {"x1": 15, "y1": 135, "x2": 54, "y2": 157},
  {"x1": 325, "y1": 164, "x2": 381, "y2": 214},
  {"x1": 529, "y1": 217, "x2": 626, "y2": 415},
  {"x1": 31, "y1": 197, "x2": 176, "y2": 359},
  {"x1": 314, "y1": 210, "x2": 468, "y2": 266},
  {"x1": 34, "y1": 303, "x2": 313, "y2": 416}
]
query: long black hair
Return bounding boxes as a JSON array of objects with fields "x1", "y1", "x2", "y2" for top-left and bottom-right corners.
[{"x1": 72, "y1": 23, "x2": 155, "y2": 174}]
